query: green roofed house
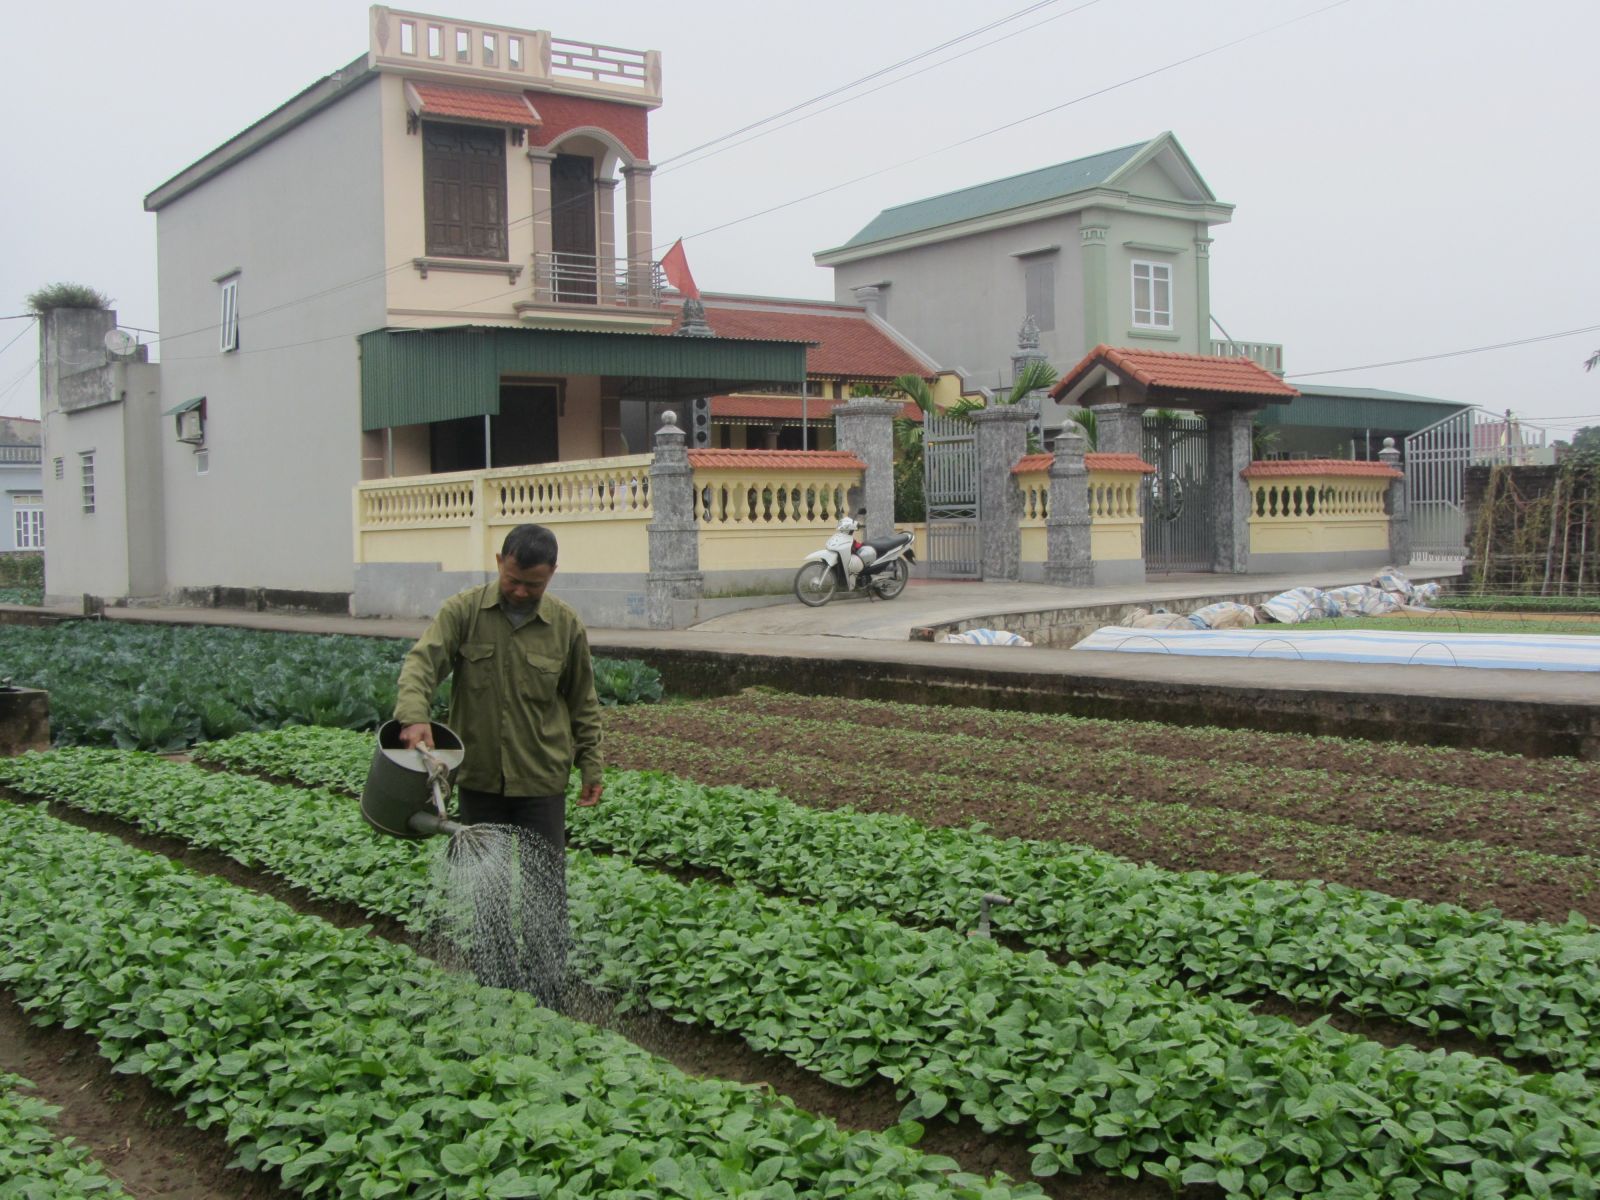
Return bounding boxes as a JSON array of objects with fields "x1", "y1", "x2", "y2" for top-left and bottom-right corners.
[
  {"x1": 814, "y1": 132, "x2": 1271, "y2": 411},
  {"x1": 1256, "y1": 383, "x2": 1470, "y2": 462}
]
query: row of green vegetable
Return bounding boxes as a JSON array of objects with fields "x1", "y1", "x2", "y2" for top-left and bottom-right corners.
[
  {"x1": 191, "y1": 726, "x2": 1600, "y2": 1074},
  {"x1": 0, "y1": 623, "x2": 661, "y2": 751},
  {"x1": 602, "y1": 727, "x2": 1599, "y2": 920},
  {"x1": 0, "y1": 1072, "x2": 133, "y2": 1198},
  {"x1": 611, "y1": 704, "x2": 1600, "y2": 859},
  {"x1": 0, "y1": 804, "x2": 1028, "y2": 1200},
  {"x1": 7, "y1": 746, "x2": 1600, "y2": 1197}
]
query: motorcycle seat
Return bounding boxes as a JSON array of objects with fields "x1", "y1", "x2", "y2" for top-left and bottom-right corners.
[{"x1": 862, "y1": 533, "x2": 912, "y2": 555}]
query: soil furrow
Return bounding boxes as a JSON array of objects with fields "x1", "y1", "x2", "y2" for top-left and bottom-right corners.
[
  {"x1": 610, "y1": 704, "x2": 1600, "y2": 860},
  {"x1": 690, "y1": 691, "x2": 1600, "y2": 798},
  {"x1": 604, "y1": 728, "x2": 1600, "y2": 923}
]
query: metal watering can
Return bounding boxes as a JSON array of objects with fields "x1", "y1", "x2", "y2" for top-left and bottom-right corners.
[{"x1": 361, "y1": 720, "x2": 468, "y2": 839}]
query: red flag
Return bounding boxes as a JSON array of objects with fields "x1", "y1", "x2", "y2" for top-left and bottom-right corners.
[{"x1": 660, "y1": 238, "x2": 700, "y2": 299}]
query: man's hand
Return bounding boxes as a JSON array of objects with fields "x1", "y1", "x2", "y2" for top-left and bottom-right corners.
[
  {"x1": 577, "y1": 782, "x2": 603, "y2": 807},
  {"x1": 399, "y1": 723, "x2": 434, "y2": 751}
]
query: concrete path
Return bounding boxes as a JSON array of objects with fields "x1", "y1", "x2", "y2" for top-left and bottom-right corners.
[{"x1": 689, "y1": 564, "x2": 1464, "y2": 641}]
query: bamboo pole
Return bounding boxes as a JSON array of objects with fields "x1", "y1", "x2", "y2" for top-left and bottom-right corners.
[
  {"x1": 1557, "y1": 475, "x2": 1572, "y2": 596},
  {"x1": 1541, "y1": 473, "x2": 1562, "y2": 596}
]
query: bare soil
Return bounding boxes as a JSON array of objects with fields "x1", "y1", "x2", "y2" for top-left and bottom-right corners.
[{"x1": 604, "y1": 691, "x2": 1600, "y2": 924}]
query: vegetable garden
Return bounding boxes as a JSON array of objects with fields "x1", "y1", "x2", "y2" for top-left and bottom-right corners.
[{"x1": 3, "y1": 624, "x2": 1600, "y2": 1197}]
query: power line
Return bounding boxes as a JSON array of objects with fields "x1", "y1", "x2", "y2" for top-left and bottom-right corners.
[
  {"x1": 658, "y1": 0, "x2": 1081, "y2": 171},
  {"x1": 1287, "y1": 324, "x2": 1600, "y2": 379},
  {"x1": 0, "y1": 318, "x2": 38, "y2": 362},
  {"x1": 676, "y1": 0, "x2": 1355, "y2": 246}
]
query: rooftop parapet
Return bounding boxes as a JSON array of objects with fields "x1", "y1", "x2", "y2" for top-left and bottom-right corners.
[{"x1": 370, "y1": 6, "x2": 662, "y2": 106}]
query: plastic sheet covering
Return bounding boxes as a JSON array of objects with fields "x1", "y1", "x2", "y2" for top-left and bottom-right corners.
[
  {"x1": 940, "y1": 628, "x2": 1033, "y2": 646},
  {"x1": 1260, "y1": 587, "x2": 1337, "y2": 624},
  {"x1": 1372, "y1": 566, "x2": 1416, "y2": 600},
  {"x1": 1323, "y1": 585, "x2": 1403, "y2": 617},
  {"x1": 1187, "y1": 601, "x2": 1259, "y2": 629},
  {"x1": 1071, "y1": 626, "x2": 1600, "y2": 672}
]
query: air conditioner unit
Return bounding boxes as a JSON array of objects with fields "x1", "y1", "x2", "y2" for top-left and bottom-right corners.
[{"x1": 177, "y1": 407, "x2": 204, "y2": 445}]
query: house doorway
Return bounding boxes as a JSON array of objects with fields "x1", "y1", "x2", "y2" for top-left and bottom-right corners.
[
  {"x1": 551, "y1": 154, "x2": 597, "y2": 303},
  {"x1": 427, "y1": 383, "x2": 561, "y2": 473}
]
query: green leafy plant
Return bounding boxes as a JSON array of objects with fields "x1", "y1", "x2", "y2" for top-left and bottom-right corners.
[
  {"x1": 592, "y1": 658, "x2": 663, "y2": 706},
  {"x1": 0, "y1": 1072, "x2": 135, "y2": 1197},
  {"x1": 25, "y1": 282, "x2": 111, "y2": 313}
]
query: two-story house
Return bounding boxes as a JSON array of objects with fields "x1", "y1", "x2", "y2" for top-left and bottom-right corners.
[
  {"x1": 815, "y1": 133, "x2": 1275, "y2": 435},
  {"x1": 95, "y1": 5, "x2": 807, "y2": 612}
]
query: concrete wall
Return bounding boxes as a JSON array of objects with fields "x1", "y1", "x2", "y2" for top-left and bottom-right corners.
[
  {"x1": 832, "y1": 213, "x2": 1085, "y2": 387},
  {"x1": 152, "y1": 75, "x2": 388, "y2": 600}
]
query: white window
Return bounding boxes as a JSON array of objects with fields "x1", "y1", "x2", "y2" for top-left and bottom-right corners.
[
  {"x1": 399, "y1": 19, "x2": 416, "y2": 54},
  {"x1": 52, "y1": 456, "x2": 63, "y2": 480},
  {"x1": 427, "y1": 24, "x2": 443, "y2": 58},
  {"x1": 219, "y1": 276, "x2": 239, "y2": 352},
  {"x1": 1131, "y1": 260, "x2": 1172, "y2": 329},
  {"x1": 13, "y1": 494, "x2": 43, "y2": 549},
  {"x1": 79, "y1": 452, "x2": 95, "y2": 514}
]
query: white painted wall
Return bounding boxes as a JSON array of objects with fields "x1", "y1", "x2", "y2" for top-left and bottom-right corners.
[{"x1": 152, "y1": 76, "x2": 387, "y2": 598}]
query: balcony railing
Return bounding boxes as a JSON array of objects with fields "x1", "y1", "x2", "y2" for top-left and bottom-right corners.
[
  {"x1": 1210, "y1": 339, "x2": 1284, "y2": 375},
  {"x1": 530, "y1": 252, "x2": 665, "y2": 309}
]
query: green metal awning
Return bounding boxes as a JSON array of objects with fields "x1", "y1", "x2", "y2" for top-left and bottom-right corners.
[
  {"x1": 1258, "y1": 385, "x2": 1469, "y2": 432},
  {"x1": 359, "y1": 326, "x2": 808, "y2": 431},
  {"x1": 162, "y1": 396, "x2": 204, "y2": 416}
]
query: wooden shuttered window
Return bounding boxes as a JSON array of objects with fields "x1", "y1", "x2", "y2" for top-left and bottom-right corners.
[{"x1": 423, "y1": 122, "x2": 508, "y2": 260}]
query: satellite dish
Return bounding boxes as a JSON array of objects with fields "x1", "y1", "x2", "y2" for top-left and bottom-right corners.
[{"x1": 103, "y1": 328, "x2": 138, "y2": 357}]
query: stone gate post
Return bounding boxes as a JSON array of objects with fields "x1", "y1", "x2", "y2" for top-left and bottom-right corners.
[
  {"x1": 1090, "y1": 403, "x2": 1143, "y2": 456},
  {"x1": 832, "y1": 397, "x2": 900, "y2": 539},
  {"x1": 1044, "y1": 423, "x2": 1092, "y2": 586},
  {"x1": 971, "y1": 406, "x2": 1031, "y2": 580},
  {"x1": 647, "y1": 411, "x2": 703, "y2": 628},
  {"x1": 1379, "y1": 437, "x2": 1411, "y2": 565},
  {"x1": 1209, "y1": 408, "x2": 1255, "y2": 574}
]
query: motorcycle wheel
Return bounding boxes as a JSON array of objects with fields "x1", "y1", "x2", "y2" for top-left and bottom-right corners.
[
  {"x1": 873, "y1": 559, "x2": 910, "y2": 600},
  {"x1": 794, "y1": 561, "x2": 837, "y2": 607}
]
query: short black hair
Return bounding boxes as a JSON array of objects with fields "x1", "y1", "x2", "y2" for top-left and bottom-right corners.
[{"x1": 501, "y1": 523, "x2": 559, "y2": 569}]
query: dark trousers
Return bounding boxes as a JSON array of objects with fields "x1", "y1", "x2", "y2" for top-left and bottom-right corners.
[{"x1": 454, "y1": 788, "x2": 567, "y2": 1008}]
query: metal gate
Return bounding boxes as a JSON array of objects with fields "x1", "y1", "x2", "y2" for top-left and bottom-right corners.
[
  {"x1": 1404, "y1": 407, "x2": 1548, "y2": 560},
  {"x1": 923, "y1": 410, "x2": 980, "y2": 578},
  {"x1": 1142, "y1": 413, "x2": 1211, "y2": 573}
]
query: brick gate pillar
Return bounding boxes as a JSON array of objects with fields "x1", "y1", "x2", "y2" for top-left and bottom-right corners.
[
  {"x1": 1044, "y1": 422, "x2": 1093, "y2": 586},
  {"x1": 647, "y1": 411, "x2": 703, "y2": 628},
  {"x1": 832, "y1": 397, "x2": 900, "y2": 539},
  {"x1": 1379, "y1": 437, "x2": 1411, "y2": 565},
  {"x1": 972, "y1": 406, "x2": 1031, "y2": 581}
]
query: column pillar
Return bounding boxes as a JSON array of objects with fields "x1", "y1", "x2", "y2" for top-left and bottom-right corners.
[
  {"x1": 1044, "y1": 422, "x2": 1092, "y2": 586},
  {"x1": 527, "y1": 149, "x2": 556, "y2": 303},
  {"x1": 647, "y1": 411, "x2": 703, "y2": 628},
  {"x1": 972, "y1": 406, "x2": 1031, "y2": 581},
  {"x1": 1194, "y1": 235, "x2": 1213, "y2": 352},
  {"x1": 621, "y1": 162, "x2": 656, "y2": 303},
  {"x1": 1091, "y1": 402, "x2": 1144, "y2": 456},
  {"x1": 595, "y1": 176, "x2": 619, "y2": 305},
  {"x1": 1379, "y1": 437, "x2": 1411, "y2": 565},
  {"x1": 1209, "y1": 408, "x2": 1255, "y2": 574},
  {"x1": 832, "y1": 398, "x2": 900, "y2": 539},
  {"x1": 1080, "y1": 219, "x2": 1110, "y2": 349}
]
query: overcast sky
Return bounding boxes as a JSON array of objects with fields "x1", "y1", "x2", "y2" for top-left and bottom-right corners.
[{"x1": 3, "y1": 0, "x2": 1597, "y2": 437}]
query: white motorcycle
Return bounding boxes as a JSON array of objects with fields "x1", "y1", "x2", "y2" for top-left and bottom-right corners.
[{"x1": 793, "y1": 515, "x2": 916, "y2": 607}]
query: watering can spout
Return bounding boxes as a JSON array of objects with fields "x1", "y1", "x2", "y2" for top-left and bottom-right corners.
[{"x1": 408, "y1": 811, "x2": 468, "y2": 839}]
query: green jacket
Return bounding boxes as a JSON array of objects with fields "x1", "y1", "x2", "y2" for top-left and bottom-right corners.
[{"x1": 394, "y1": 584, "x2": 602, "y2": 795}]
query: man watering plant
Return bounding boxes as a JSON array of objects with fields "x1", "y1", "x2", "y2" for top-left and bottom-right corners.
[{"x1": 394, "y1": 523, "x2": 603, "y2": 1009}]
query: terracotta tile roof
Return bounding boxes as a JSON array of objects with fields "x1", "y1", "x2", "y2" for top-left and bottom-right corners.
[
  {"x1": 1241, "y1": 459, "x2": 1401, "y2": 479},
  {"x1": 1013, "y1": 452, "x2": 1156, "y2": 474},
  {"x1": 407, "y1": 82, "x2": 540, "y2": 127},
  {"x1": 688, "y1": 449, "x2": 864, "y2": 471},
  {"x1": 1052, "y1": 344, "x2": 1299, "y2": 401},
  {"x1": 662, "y1": 295, "x2": 937, "y2": 380},
  {"x1": 710, "y1": 395, "x2": 922, "y2": 422}
]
